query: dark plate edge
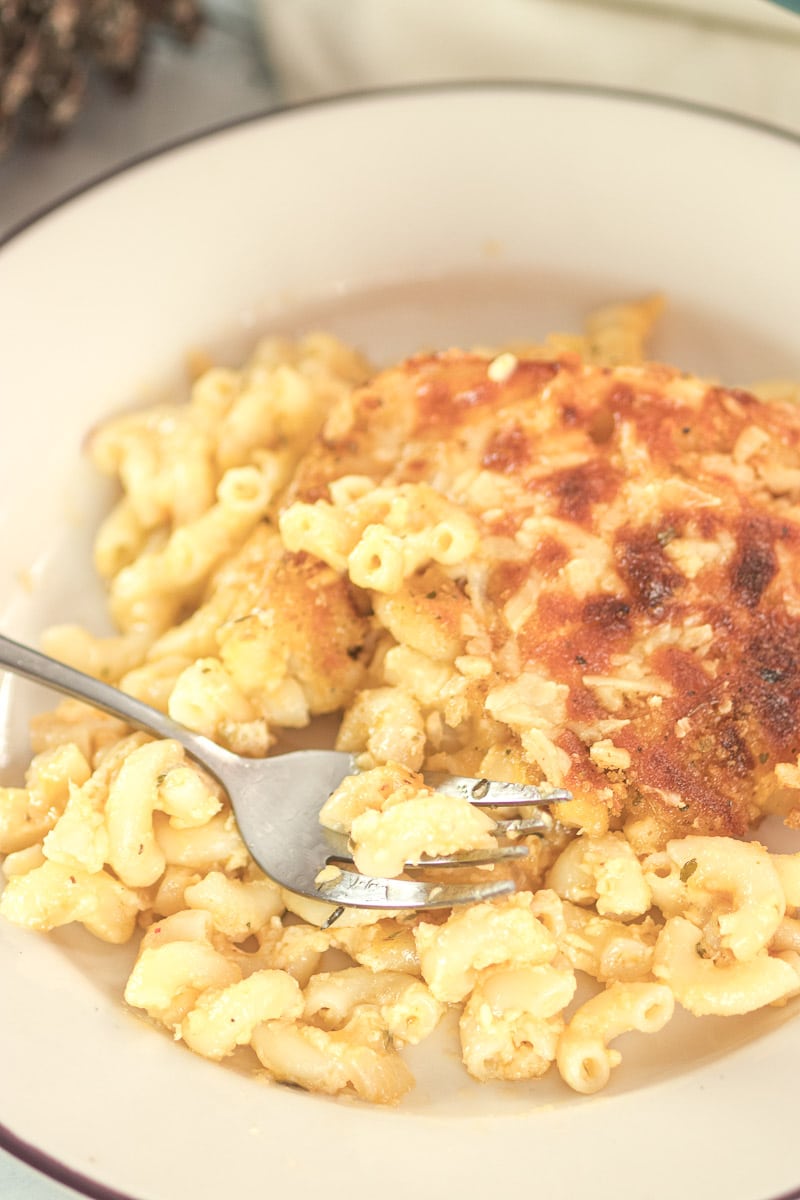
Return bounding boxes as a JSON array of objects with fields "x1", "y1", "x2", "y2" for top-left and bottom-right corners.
[
  {"x1": 2, "y1": 78, "x2": 800, "y2": 253},
  {"x1": 0, "y1": 1120, "x2": 139, "y2": 1200}
]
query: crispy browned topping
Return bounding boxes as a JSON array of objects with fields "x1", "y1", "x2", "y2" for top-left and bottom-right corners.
[{"x1": 290, "y1": 351, "x2": 800, "y2": 840}]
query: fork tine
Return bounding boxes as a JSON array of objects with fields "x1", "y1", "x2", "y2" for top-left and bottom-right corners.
[
  {"x1": 405, "y1": 846, "x2": 529, "y2": 867},
  {"x1": 494, "y1": 814, "x2": 554, "y2": 836},
  {"x1": 327, "y1": 847, "x2": 532, "y2": 868},
  {"x1": 322, "y1": 828, "x2": 530, "y2": 868},
  {"x1": 425, "y1": 774, "x2": 572, "y2": 807},
  {"x1": 313, "y1": 869, "x2": 516, "y2": 911}
]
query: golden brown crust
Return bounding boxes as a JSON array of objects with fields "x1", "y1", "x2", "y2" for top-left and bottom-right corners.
[{"x1": 291, "y1": 351, "x2": 800, "y2": 839}]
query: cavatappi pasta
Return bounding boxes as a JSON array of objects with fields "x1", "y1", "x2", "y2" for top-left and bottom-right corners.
[{"x1": 2, "y1": 303, "x2": 800, "y2": 1104}]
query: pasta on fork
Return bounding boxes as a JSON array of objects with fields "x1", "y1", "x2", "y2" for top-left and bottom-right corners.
[{"x1": 2, "y1": 300, "x2": 800, "y2": 1103}]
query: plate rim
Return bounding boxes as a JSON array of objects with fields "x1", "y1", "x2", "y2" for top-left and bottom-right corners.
[
  {"x1": 3, "y1": 78, "x2": 800, "y2": 1200},
  {"x1": 2, "y1": 77, "x2": 800, "y2": 254},
  {"x1": 0, "y1": 1124, "x2": 136, "y2": 1200}
]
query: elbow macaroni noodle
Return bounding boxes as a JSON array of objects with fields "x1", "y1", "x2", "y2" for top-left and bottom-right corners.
[{"x1": 1, "y1": 309, "x2": 799, "y2": 1104}]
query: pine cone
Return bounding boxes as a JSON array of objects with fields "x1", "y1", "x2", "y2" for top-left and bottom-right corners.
[{"x1": 0, "y1": 0, "x2": 203, "y2": 153}]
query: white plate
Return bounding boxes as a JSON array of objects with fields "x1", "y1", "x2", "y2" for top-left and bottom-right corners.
[{"x1": 1, "y1": 85, "x2": 800, "y2": 1200}]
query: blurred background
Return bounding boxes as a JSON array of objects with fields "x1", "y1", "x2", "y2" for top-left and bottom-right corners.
[{"x1": 1, "y1": 0, "x2": 800, "y2": 239}]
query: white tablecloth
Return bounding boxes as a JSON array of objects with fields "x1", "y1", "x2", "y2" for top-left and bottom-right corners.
[{"x1": 257, "y1": 0, "x2": 800, "y2": 133}]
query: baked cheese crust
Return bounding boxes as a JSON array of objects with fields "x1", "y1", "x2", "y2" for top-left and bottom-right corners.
[{"x1": 289, "y1": 351, "x2": 800, "y2": 844}]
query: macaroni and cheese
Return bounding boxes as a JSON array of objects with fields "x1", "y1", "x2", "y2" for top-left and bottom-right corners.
[{"x1": 2, "y1": 301, "x2": 800, "y2": 1104}]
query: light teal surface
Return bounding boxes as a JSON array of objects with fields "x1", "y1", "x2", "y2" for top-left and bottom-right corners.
[{"x1": 0, "y1": 1149, "x2": 82, "y2": 1199}]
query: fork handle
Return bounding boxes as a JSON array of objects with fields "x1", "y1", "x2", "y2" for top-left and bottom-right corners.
[{"x1": 0, "y1": 632, "x2": 236, "y2": 778}]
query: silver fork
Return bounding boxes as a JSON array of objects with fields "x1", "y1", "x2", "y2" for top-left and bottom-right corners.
[{"x1": 0, "y1": 633, "x2": 569, "y2": 914}]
